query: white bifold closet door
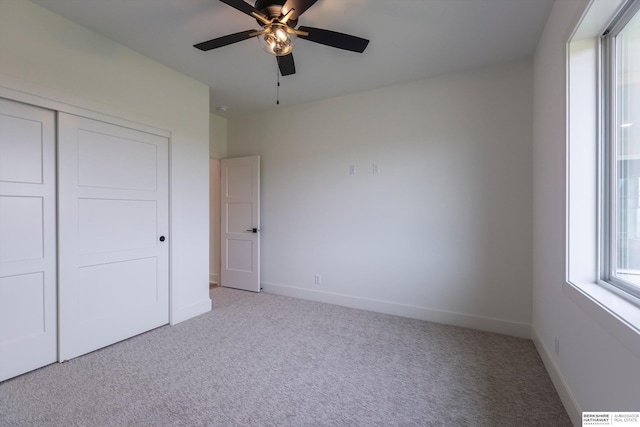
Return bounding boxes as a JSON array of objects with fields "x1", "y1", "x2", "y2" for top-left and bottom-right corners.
[
  {"x1": 0, "y1": 98, "x2": 57, "y2": 382},
  {"x1": 58, "y1": 113, "x2": 169, "y2": 361}
]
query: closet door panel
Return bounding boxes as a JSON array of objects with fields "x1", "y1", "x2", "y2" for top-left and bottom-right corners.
[
  {"x1": 58, "y1": 113, "x2": 169, "y2": 361},
  {"x1": 0, "y1": 98, "x2": 57, "y2": 382}
]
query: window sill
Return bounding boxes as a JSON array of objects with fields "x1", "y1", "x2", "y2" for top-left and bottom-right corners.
[{"x1": 564, "y1": 280, "x2": 640, "y2": 358}]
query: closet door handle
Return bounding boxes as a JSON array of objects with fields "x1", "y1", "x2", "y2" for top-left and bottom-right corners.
[
  {"x1": 159, "y1": 236, "x2": 166, "y2": 242},
  {"x1": 245, "y1": 228, "x2": 259, "y2": 233}
]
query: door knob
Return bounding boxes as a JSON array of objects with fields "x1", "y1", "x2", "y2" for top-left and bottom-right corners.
[
  {"x1": 159, "y1": 236, "x2": 166, "y2": 242},
  {"x1": 245, "y1": 228, "x2": 259, "y2": 233}
]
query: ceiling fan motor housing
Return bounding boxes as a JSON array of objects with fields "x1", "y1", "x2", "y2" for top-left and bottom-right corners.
[{"x1": 254, "y1": 0, "x2": 298, "y2": 27}]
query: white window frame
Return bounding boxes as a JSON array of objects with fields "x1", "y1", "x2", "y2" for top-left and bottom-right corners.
[
  {"x1": 565, "y1": 0, "x2": 640, "y2": 354},
  {"x1": 599, "y1": 0, "x2": 640, "y2": 304}
]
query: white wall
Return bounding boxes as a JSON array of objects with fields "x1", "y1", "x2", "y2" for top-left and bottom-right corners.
[
  {"x1": 228, "y1": 59, "x2": 534, "y2": 337},
  {"x1": 210, "y1": 113, "x2": 228, "y2": 159},
  {"x1": 533, "y1": 0, "x2": 640, "y2": 425},
  {"x1": 0, "y1": 0, "x2": 211, "y2": 324}
]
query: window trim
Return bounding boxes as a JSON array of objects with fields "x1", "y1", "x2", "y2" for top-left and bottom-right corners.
[
  {"x1": 565, "y1": 0, "x2": 640, "y2": 356},
  {"x1": 599, "y1": 0, "x2": 640, "y2": 304}
]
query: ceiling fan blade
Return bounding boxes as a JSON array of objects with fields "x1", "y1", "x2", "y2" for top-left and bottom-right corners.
[
  {"x1": 281, "y1": 0, "x2": 318, "y2": 20},
  {"x1": 297, "y1": 26, "x2": 369, "y2": 53},
  {"x1": 277, "y1": 53, "x2": 296, "y2": 76},
  {"x1": 219, "y1": 0, "x2": 269, "y2": 24},
  {"x1": 194, "y1": 30, "x2": 257, "y2": 51}
]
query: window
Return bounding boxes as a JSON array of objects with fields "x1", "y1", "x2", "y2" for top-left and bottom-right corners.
[
  {"x1": 565, "y1": 0, "x2": 640, "y2": 351},
  {"x1": 602, "y1": 0, "x2": 640, "y2": 302}
]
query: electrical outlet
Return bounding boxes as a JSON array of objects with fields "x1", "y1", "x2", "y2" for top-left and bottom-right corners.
[
  {"x1": 372, "y1": 163, "x2": 380, "y2": 174},
  {"x1": 314, "y1": 274, "x2": 321, "y2": 285},
  {"x1": 349, "y1": 164, "x2": 356, "y2": 175}
]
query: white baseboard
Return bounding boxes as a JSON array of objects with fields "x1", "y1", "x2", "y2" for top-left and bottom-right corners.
[
  {"x1": 209, "y1": 273, "x2": 219, "y2": 285},
  {"x1": 531, "y1": 326, "x2": 581, "y2": 427},
  {"x1": 261, "y1": 282, "x2": 531, "y2": 339},
  {"x1": 170, "y1": 298, "x2": 212, "y2": 325}
]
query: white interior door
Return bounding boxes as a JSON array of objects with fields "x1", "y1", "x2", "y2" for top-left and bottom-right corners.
[
  {"x1": 58, "y1": 113, "x2": 169, "y2": 361},
  {"x1": 221, "y1": 156, "x2": 260, "y2": 292},
  {"x1": 0, "y1": 98, "x2": 57, "y2": 381}
]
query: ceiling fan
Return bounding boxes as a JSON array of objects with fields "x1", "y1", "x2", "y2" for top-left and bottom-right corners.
[{"x1": 194, "y1": 0, "x2": 370, "y2": 77}]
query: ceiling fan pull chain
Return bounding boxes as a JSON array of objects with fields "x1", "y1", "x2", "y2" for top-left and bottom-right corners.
[{"x1": 276, "y1": 57, "x2": 281, "y2": 105}]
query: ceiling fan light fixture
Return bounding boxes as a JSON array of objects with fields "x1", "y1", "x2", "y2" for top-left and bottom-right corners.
[
  {"x1": 258, "y1": 24, "x2": 296, "y2": 56},
  {"x1": 194, "y1": 0, "x2": 369, "y2": 77}
]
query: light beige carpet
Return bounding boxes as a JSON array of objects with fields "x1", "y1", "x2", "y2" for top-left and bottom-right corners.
[{"x1": 0, "y1": 287, "x2": 571, "y2": 426}]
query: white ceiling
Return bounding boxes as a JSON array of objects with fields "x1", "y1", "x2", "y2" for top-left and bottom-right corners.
[{"x1": 32, "y1": 0, "x2": 555, "y2": 117}]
